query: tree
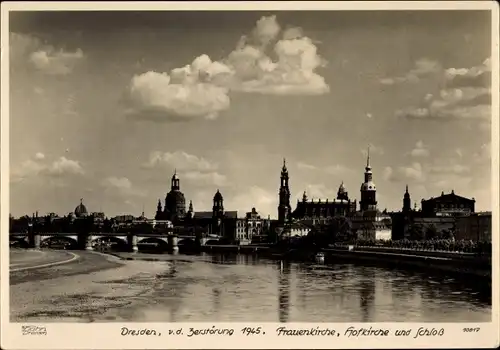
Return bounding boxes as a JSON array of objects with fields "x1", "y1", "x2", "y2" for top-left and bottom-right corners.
[
  {"x1": 425, "y1": 224, "x2": 438, "y2": 239},
  {"x1": 408, "y1": 223, "x2": 425, "y2": 240}
]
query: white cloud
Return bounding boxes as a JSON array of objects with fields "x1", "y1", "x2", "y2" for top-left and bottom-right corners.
[
  {"x1": 30, "y1": 48, "x2": 84, "y2": 75},
  {"x1": 11, "y1": 155, "x2": 84, "y2": 183},
  {"x1": 124, "y1": 70, "x2": 230, "y2": 122},
  {"x1": 299, "y1": 184, "x2": 337, "y2": 201},
  {"x1": 48, "y1": 157, "x2": 84, "y2": 176},
  {"x1": 410, "y1": 140, "x2": 430, "y2": 157},
  {"x1": 226, "y1": 186, "x2": 276, "y2": 218},
  {"x1": 383, "y1": 166, "x2": 394, "y2": 181},
  {"x1": 102, "y1": 176, "x2": 146, "y2": 197},
  {"x1": 428, "y1": 164, "x2": 471, "y2": 175},
  {"x1": 396, "y1": 58, "x2": 491, "y2": 123},
  {"x1": 145, "y1": 150, "x2": 228, "y2": 187},
  {"x1": 124, "y1": 15, "x2": 329, "y2": 122},
  {"x1": 296, "y1": 161, "x2": 317, "y2": 170},
  {"x1": 380, "y1": 58, "x2": 441, "y2": 85},
  {"x1": 145, "y1": 151, "x2": 218, "y2": 172},
  {"x1": 183, "y1": 171, "x2": 228, "y2": 187},
  {"x1": 398, "y1": 162, "x2": 425, "y2": 182}
]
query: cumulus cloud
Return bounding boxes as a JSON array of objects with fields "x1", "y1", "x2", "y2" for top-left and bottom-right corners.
[
  {"x1": 124, "y1": 15, "x2": 329, "y2": 122},
  {"x1": 48, "y1": 157, "x2": 85, "y2": 176},
  {"x1": 10, "y1": 33, "x2": 84, "y2": 75},
  {"x1": 410, "y1": 140, "x2": 430, "y2": 157},
  {"x1": 384, "y1": 163, "x2": 425, "y2": 183},
  {"x1": 379, "y1": 58, "x2": 441, "y2": 85},
  {"x1": 124, "y1": 70, "x2": 231, "y2": 122},
  {"x1": 396, "y1": 58, "x2": 491, "y2": 123},
  {"x1": 383, "y1": 166, "x2": 394, "y2": 181},
  {"x1": 102, "y1": 176, "x2": 146, "y2": 197},
  {"x1": 298, "y1": 184, "x2": 338, "y2": 201},
  {"x1": 183, "y1": 171, "x2": 228, "y2": 187},
  {"x1": 225, "y1": 186, "x2": 276, "y2": 217},
  {"x1": 11, "y1": 154, "x2": 84, "y2": 183},
  {"x1": 145, "y1": 150, "x2": 218, "y2": 172},
  {"x1": 144, "y1": 150, "x2": 228, "y2": 187},
  {"x1": 398, "y1": 162, "x2": 425, "y2": 182}
]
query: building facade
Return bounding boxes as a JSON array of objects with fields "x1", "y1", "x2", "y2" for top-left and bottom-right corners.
[
  {"x1": 455, "y1": 212, "x2": 492, "y2": 242},
  {"x1": 421, "y1": 190, "x2": 475, "y2": 217}
]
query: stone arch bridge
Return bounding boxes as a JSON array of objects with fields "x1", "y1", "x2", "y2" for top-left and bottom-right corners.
[{"x1": 9, "y1": 232, "x2": 210, "y2": 252}]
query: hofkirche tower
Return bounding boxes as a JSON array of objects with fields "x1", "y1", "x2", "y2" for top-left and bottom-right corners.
[
  {"x1": 359, "y1": 146, "x2": 378, "y2": 212},
  {"x1": 278, "y1": 158, "x2": 292, "y2": 224}
]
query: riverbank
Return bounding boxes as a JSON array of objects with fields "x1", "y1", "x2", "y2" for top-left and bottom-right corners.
[
  {"x1": 10, "y1": 249, "x2": 125, "y2": 285},
  {"x1": 321, "y1": 248, "x2": 491, "y2": 282}
]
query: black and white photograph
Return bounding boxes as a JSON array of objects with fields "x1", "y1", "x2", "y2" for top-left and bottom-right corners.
[{"x1": 1, "y1": 2, "x2": 498, "y2": 349}]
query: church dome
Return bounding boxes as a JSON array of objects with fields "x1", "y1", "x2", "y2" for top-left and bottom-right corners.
[
  {"x1": 165, "y1": 190, "x2": 186, "y2": 208},
  {"x1": 74, "y1": 199, "x2": 88, "y2": 218}
]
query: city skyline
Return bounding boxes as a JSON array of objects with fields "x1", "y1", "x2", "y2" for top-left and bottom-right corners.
[{"x1": 9, "y1": 11, "x2": 492, "y2": 218}]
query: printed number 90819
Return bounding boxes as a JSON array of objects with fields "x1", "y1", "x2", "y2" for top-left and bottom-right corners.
[
  {"x1": 241, "y1": 327, "x2": 263, "y2": 336},
  {"x1": 463, "y1": 328, "x2": 480, "y2": 333}
]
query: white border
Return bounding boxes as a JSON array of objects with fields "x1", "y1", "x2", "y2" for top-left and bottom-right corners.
[{"x1": 1, "y1": 2, "x2": 499, "y2": 349}]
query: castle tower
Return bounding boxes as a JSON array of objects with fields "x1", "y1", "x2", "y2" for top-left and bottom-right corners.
[
  {"x1": 403, "y1": 185, "x2": 411, "y2": 213},
  {"x1": 278, "y1": 158, "x2": 292, "y2": 224},
  {"x1": 186, "y1": 200, "x2": 194, "y2": 219},
  {"x1": 213, "y1": 190, "x2": 224, "y2": 218},
  {"x1": 212, "y1": 190, "x2": 224, "y2": 236},
  {"x1": 337, "y1": 181, "x2": 349, "y2": 201},
  {"x1": 360, "y1": 146, "x2": 377, "y2": 211}
]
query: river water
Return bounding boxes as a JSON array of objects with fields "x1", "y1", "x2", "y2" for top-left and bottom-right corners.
[{"x1": 10, "y1": 252, "x2": 491, "y2": 322}]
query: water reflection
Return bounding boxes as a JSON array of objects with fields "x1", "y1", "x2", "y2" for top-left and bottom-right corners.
[
  {"x1": 278, "y1": 261, "x2": 291, "y2": 322},
  {"x1": 358, "y1": 267, "x2": 376, "y2": 322},
  {"x1": 12, "y1": 251, "x2": 491, "y2": 323}
]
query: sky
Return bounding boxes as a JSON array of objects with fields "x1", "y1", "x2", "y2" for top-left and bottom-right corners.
[{"x1": 8, "y1": 10, "x2": 493, "y2": 218}]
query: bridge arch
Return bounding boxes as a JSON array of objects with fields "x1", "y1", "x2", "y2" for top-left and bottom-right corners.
[
  {"x1": 178, "y1": 238, "x2": 196, "y2": 246},
  {"x1": 205, "y1": 239, "x2": 219, "y2": 246},
  {"x1": 9, "y1": 237, "x2": 29, "y2": 248},
  {"x1": 92, "y1": 236, "x2": 128, "y2": 250},
  {"x1": 41, "y1": 235, "x2": 78, "y2": 249},
  {"x1": 137, "y1": 237, "x2": 169, "y2": 252}
]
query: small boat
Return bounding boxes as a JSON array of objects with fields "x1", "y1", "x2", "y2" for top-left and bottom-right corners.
[{"x1": 315, "y1": 252, "x2": 325, "y2": 264}]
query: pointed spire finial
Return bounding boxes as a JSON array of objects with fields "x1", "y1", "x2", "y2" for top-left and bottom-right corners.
[
  {"x1": 406, "y1": 184, "x2": 409, "y2": 193},
  {"x1": 80, "y1": 198, "x2": 83, "y2": 205},
  {"x1": 366, "y1": 145, "x2": 371, "y2": 167}
]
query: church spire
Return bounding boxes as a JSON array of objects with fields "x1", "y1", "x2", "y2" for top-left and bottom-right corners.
[
  {"x1": 403, "y1": 185, "x2": 411, "y2": 212},
  {"x1": 366, "y1": 145, "x2": 371, "y2": 170}
]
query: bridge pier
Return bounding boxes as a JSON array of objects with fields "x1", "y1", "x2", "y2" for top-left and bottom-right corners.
[
  {"x1": 168, "y1": 235, "x2": 179, "y2": 252},
  {"x1": 28, "y1": 233, "x2": 41, "y2": 250},
  {"x1": 128, "y1": 234, "x2": 138, "y2": 253},
  {"x1": 85, "y1": 235, "x2": 93, "y2": 251}
]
